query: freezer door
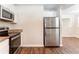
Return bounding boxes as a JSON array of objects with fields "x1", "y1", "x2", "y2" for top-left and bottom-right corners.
[
  {"x1": 44, "y1": 17, "x2": 59, "y2": 27},
  {"x1": 45, "y1": 29, "x2": 60, "y2": 46}
]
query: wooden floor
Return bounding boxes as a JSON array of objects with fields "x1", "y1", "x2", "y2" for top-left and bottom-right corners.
[{"x1": 16, "y1": 37, "x2": 79, "y2": 54}]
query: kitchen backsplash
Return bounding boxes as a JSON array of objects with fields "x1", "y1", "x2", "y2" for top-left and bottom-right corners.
[{"x1": 0, "y1": 20, "x2": 14, "y2": 29}]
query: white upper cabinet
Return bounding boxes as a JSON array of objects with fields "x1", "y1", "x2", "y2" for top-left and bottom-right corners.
[{"x1": 1, "y1": 4, "x2": 15, "y2": 13}]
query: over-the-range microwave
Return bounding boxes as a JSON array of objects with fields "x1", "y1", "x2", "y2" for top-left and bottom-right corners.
[{"x1": 0, "y1": 5, "x2": 14, "y2": 22}]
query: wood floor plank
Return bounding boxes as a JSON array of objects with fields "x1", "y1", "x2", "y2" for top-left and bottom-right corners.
[{"x1": 15, "y1": 37, "x2": 79, "y2": 54}]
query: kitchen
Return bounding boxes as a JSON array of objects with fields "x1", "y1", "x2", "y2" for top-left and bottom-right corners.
[{"x1": 0, "y1": 4, "x2": 79, "y2": 54}]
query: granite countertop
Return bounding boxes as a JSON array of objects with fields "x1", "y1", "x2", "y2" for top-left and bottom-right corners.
[
  {"x1": 0, "y1": 29, "x2": 23, "y2": 42},
  {"x1": 8, "y1": 29, "x2": 23, "y2": 33},
  {"x1": 0, "y1": 36, "x2": 9, "y2": 42}
]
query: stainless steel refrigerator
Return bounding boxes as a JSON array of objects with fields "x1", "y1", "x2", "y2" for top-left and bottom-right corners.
[{"x1": 44, "y1": 17, "x2": 60, "y2": 46}]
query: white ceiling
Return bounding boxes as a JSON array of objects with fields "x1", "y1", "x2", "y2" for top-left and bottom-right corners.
[
  {"x1": 61, "y1": 4, "x2": 74, "y2": 9},
  {"x1": 14, "y1": 4, "x2": 74, "y2": 11},
  {"x1": 62, "y1": 4, "x2": 79, "y2": 16}
]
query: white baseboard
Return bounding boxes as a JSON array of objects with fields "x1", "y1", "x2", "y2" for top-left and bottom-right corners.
[
  {"x1": 62, "y1": 36, "x2": 75, "y2": 38},
  {"x1": 21, "y1": 45, "x2": 62, "y2": 47},
  {"x1": 75, "y1": 36, "x2": 79, "y2": 38},
  {"x1": 21, "y1": 45, "x2": 44, "y2": 47},
  {"x1": 62, "y1": 36, "x2": 79, "y2": 39},
  {"x1": 60, "y1": 44, "x2": 63, "y2": 47}
]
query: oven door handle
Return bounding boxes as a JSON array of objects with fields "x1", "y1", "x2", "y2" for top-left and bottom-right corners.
[{"x1": 11, "y1": 35, "x2": 20, "y2": 40}]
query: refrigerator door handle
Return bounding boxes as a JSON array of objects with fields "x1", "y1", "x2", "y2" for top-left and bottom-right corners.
[{"x1": 45, "y1": 23, "x2": 46, "y2": 27}]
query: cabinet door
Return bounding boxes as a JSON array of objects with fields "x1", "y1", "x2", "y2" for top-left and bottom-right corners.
[{"x1": 0, "y1": 39, "x2": 9, "y2": 54}]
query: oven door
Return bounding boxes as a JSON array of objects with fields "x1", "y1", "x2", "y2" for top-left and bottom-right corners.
[{"x1": 9, "y1": 34, "x2": 21, "y2": 54}]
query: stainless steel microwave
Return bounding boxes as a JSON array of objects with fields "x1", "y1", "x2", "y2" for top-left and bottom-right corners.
[{"x1": 0, "y1": 5, "x2": 14, "y2": 21}]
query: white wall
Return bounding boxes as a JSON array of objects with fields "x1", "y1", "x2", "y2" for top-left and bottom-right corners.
[
  {"x1": 61, "y1": 5, "x2": 79, "y2": 38},
  {"x1": 14, "y1": 5, "x2": 43, "y2": 47},
  {"x1": 73, "y1": 15, "x2": 79, "y2": 38}
]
